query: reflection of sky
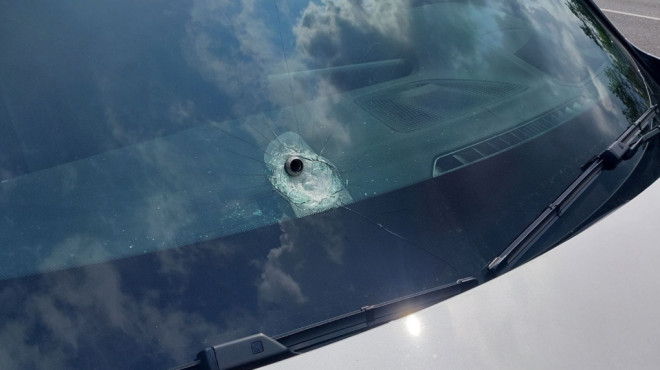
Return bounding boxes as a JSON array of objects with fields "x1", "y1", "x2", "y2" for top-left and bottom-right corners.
[{"x1": 0, "y1": 0, "x2": 655, "y2": 368}]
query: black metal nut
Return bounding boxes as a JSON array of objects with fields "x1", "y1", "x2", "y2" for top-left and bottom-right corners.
[{"x1": 285, "y1": 156, "x2": 304, "y2": 176}]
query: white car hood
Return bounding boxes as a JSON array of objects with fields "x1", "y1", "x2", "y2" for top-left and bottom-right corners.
[{"x1": 266, "y1": 178, "x2": 660, "y2": 369}]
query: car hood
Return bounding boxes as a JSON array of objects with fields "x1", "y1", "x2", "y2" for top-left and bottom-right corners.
[{"x1": 264, "y1": 177, "x2": 660, "y2": 369}]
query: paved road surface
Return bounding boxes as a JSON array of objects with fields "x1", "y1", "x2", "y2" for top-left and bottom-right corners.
[{"x1": 593, "y1": 0, "x2": 660, "y2": 56}]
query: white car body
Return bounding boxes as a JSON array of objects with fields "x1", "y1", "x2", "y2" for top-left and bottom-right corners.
[{"x1": 266, "y1": 178, "x2": 660, "y2": 369}]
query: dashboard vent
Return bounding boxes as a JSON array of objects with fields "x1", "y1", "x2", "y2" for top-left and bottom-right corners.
[{"x1": 432, "y1": 97, "x2": 587, "y2": 177}]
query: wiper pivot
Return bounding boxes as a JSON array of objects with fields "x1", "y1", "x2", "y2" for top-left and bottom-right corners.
[
  {"x1": 601, "y1": 140, "x2": 632, "y2": 170},
  {"x1": 601, "y1": 105, "x2": 659, "y2": 170},
  {"x1": 171, "y1": 334, "x2": 292, "y2": 370}
]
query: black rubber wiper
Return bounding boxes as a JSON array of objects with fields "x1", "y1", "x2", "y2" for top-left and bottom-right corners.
[
  {"x1": 484, "y1": 105, "x2": 659, "y2": 279},
  {"x1": 172, "y1": 277, "x2": 478, "y2": 370}
]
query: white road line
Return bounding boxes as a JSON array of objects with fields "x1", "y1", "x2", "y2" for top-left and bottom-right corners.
[{"x1": 601, "y1": 8, "x2": 660, "y2": 22}]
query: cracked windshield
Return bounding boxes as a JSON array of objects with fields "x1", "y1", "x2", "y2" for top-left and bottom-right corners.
[{"x1": 0, "y1": 0, "x2": 651, "y2": 368}]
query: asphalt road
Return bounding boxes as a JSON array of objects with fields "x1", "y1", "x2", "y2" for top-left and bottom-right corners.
[{"x1": 593, "y1": 0, "x2": 660, "y2": 56}]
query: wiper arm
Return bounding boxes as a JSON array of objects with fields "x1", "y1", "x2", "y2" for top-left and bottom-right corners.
[
  {"x1": 172, "y1": 277, "x2": 478, "y2": 370},
  {"x1": 484, "y1": 105, "x2": 659, "y2": 279}
]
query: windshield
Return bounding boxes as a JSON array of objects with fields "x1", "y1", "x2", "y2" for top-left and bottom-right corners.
[{"x1": 0, "y1": 0, "x2": 654, "y2": 368}]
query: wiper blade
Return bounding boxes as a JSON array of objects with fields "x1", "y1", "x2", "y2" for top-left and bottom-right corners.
[
  {"x1": 484, "y1": 105, "x2": 659, "y2": 278},
  {"x1": 172, "y1": 277, "x2": 478, "y2": 370}
]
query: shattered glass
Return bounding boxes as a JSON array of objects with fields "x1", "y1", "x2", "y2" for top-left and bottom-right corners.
[{"x1": 265, "y1": 132, "x2": 352, "y2": 217}]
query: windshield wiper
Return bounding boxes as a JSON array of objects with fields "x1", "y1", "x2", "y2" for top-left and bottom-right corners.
[
  {"x1": 484, "y1": 105, "x2": 659, "y2": 279},
  {"x1": 172, "y1": 277, "x2": 478, "y2": 370}
]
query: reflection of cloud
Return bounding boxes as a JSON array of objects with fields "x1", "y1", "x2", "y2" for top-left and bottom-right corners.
[
  {"x1": 256, "y1": 222, "x2": 307, "y2": 305},
  {"x1": 294, "y1": 0, "x2": 410, "y2": 66},
  {"x1": 38, "y1": 234, "x2": 112, "y2": 273},
  {"x1": 0, "y1": 263, "x2": 226, "y2": 368},
  {"x1": 168, "y1": 99, "x2": 198, "y2": 125},
  {"x1": 143, "y1": 192, "x2": 195, "y2": 245},
  {"x1": 304, "y1": 213, "x2": 345, "y2": 264},
  {"x1": 0, "y1": 317, "x2": 64, "y2": 369},
  {"x1": 185, "y1": 0, "x2": 297, "y2": 114},
  {"x1": 157, "y1": 241, "x2": 235, "y2": 277},
  {"x1": 259, "y1": 259, "x2": 307, "y2": 305},
  {"x1": 184, "y1": 0, "x2": 411, "y2": 112},
  {"x1": 255, "y1": 210, "x2": 348, "y2": 307},
  {"x1": 129, "y1": 139, "x2": 199, "y2": 249}
]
